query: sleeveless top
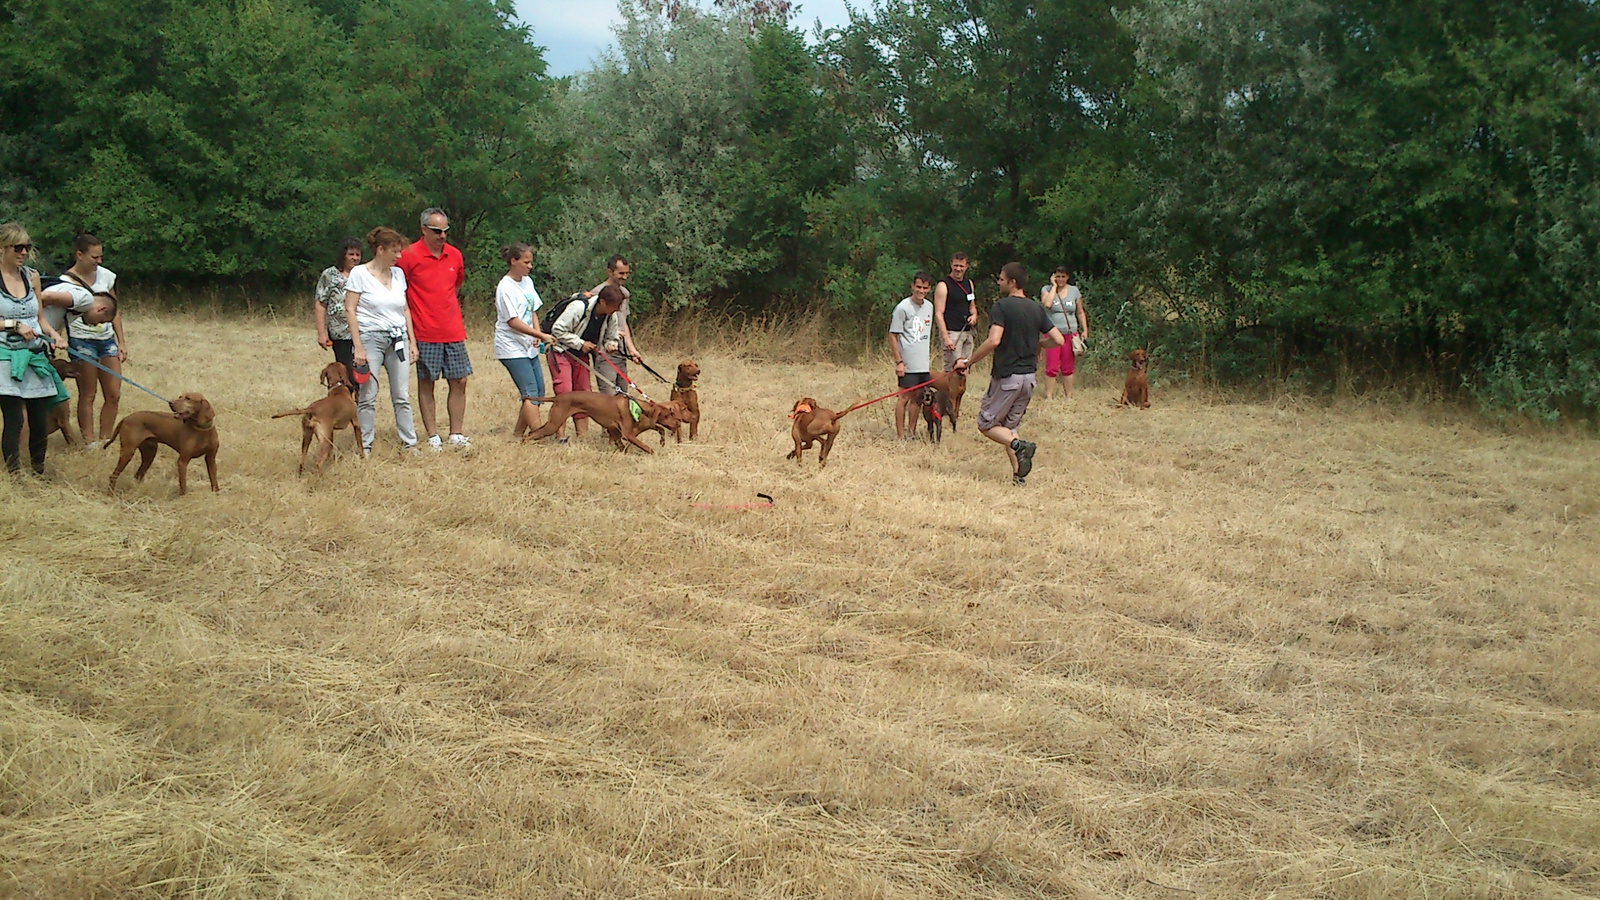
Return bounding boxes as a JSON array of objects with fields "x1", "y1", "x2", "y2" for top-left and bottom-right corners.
[
  {"x1": 941, "y1": 275, "x2": 975, "y2": 333},
  {"x1": 1043, "y1": 284, "x2": 1080, "y2": 334},
  {"x1": 0, "y1": 266, "x2": 47, "y2": 351}
]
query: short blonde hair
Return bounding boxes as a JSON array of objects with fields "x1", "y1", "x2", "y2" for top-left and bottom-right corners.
[{"x1": 0, "y1": 222, "x2": 30, "y2": 249}]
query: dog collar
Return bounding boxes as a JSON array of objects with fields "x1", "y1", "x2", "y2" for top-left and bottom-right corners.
[{"x1": 674, "y1": 379, "x2": 697, "y2": 390}]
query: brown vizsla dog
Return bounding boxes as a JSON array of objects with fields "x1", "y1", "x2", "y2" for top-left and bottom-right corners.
[
  {"x1": 273, "y1": 362, "x2": 361, "y2": 475},
  {"x1": 105, "y1": 392, "x2": 220, "y2": 494},
  {"x1": 668, "y1": 358, "x2": 701, "y2": 442},
  {"x1": 925, "y1": 369, "x2": 967, "y2": 431},
  {"x1": 787, "y1": 398, "x2": 847, "y2": 467},
  {"x1": 19, "y1": 358, "x2": 81, "y2": 448},
  {"x1": 523, "y1": 391, "x2": 678, "y2": 453},
  {"x1": 1120, "y1": 349, "x2": 1150, "y2": 409}
]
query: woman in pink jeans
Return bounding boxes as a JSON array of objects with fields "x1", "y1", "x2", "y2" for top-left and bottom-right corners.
[{"x1": 1041, "y1": 266, "x2": 1088, "y2": 400}]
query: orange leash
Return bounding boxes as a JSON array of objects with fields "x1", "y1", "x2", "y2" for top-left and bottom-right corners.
[{"x1": 841, "y1": 375, "x2": 938, "y2": 415}]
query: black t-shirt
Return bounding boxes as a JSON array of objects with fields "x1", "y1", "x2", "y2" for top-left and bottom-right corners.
[
  {"x1": 941, "y1": 276, "x2": 975, "y2": 332},
  {"x1": 990, "y1": 294, "x2": 1054, "y2": 378}
]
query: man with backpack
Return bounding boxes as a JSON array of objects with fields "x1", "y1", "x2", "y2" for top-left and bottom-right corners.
[{"x1": 547, "y1": 284, "x2": 625, "y2": 438}]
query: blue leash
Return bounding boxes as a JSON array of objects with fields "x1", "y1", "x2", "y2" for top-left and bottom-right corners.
[{"x1": 64, "y1": 345, "x2": 171, "y2": 404}]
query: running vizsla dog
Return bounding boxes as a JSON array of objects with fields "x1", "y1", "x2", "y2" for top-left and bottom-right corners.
[
  {"x1": 523, "y1": 391, "x2": 679, "y2": 453},
  {"x1": 668, "y1": 359, "x2": 701, "y2": 442},
  {"x1": 105, "y1": 392, "x2": 220, "y2": 494},
  {"x1": 787, "y1": 398, "x2": 846, "y2": 467},
  {"x1": 273, "y1": 362, "x2": 361, "y2": 474},
  {"x1": 1120, "y1": 349, "x2": 1150, "y2": 408}
]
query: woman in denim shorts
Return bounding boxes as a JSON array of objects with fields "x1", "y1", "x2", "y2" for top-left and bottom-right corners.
[
  {"x1": 60, "y1": 234, "x2": 126, "y2": 448},
  {"x1": 494, "y1": 243, "x2": 554, "y2": 439}
]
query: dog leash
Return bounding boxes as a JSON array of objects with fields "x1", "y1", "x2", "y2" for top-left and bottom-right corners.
[
  {"x1": 583, "y1": 348, "x2": 657, "y2": 404},
  {"x1": 840, "y1": 375, "x2": 938, "y2": 415},
  {"x1": 65, "y1": 346, "x2": 171, "y2": 403},
  {"x1": 634, "y1": 356, "x2": 670, "y2": 384}
]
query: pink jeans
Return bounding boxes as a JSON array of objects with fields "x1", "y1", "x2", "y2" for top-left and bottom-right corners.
[{"x1": 1044, "y1": 341, "x2": 1076, "y2": 378}]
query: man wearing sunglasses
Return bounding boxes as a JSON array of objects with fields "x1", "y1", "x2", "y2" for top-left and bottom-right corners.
[{"x1": 398, "y1": 207, "x2": 472, "y2": 450}]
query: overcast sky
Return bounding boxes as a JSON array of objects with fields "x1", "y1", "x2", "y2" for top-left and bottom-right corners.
[{"x1": 514, "y1": 0, "x2": 859, "y2": 76}]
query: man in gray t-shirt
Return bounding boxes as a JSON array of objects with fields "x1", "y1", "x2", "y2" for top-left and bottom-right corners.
[
  {"x1": 591, "y1": 254, "x2": 642, "y2": 395},
  {"x1": 889, "y1": 272, "x2": 935, "y2": 439}
]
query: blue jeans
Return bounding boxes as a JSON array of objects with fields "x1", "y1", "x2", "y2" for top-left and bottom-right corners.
[
  {"x1": 499, "y1": 356, "x2": 545, "y2": 403},
  {"x1": 69, "y1": 336, "x2": 118, "y2": 360},
  {"x1": 356, "y1": 331, "x2": 418, "y2": 451}
]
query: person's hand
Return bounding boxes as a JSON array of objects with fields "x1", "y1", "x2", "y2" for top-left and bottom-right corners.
[
  {"x1": 894, "y1": 361, "x2": 906, "y2": 377},
  {"x1": 52, "y1": 334, "x2": 68, "y2": 351},
  {"x1": 629, "y1": 351, "x2": 643, "y2": 364},
  {"x1": 353, "y1": 347, "x2": 368, "y2": 368},
  {"x1": 15, "y1": 323, "x2": 37, "y2": 341},
  {"x1": 942, "y1": 335, "x2": 955, "y2": 351},
  {"x1": 966, "y1": 310, "x2": 978, "y2": 327},
  {"x1": 408, "y1": 340, "x2": 418, "y2": 363},
  {"x1": 317, "y1": 331, "x2": 333, "y2": 349},
  {"x1": 118, "y1": 345, "x2": 129, "y2": 362},
  {"x1": 953, "y1": 357, "x2": 970, "y2": 374},
  {"x1": 581, "y1": 341, "x2": 597, "y2": 354}
]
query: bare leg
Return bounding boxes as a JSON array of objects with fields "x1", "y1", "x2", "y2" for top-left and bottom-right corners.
[
  {"x1": 980, "y1": 424, "x2": 1021, "y2": 475},
  {"x1": 76, "y1": 366, "x2": 99, "y2": 441},
  {"x1": 1063, "y1": 373, "x2": 1075, "y2": 400},
  {"x1": 446, "y1": 377, "x2": 467, "y2": 434},
  {"x1": 416, "y1": 377, "x2": 439, "y2": 439},
  {"x1": 98, "y1": 362, "x2": 122, "y2": 441},
  {"x1": 894, "y1": 395, "x2": 910, "y2": 439}
]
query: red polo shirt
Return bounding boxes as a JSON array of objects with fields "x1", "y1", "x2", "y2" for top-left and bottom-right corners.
[{"x1": 396, "y1": 239, "x2": 466, "y2": 343}]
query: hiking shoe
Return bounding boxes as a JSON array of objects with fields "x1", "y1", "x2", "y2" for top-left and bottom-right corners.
[
  {"x1": 447, "y1": 433, "x2": 471, "y2": 448},
  {"x1": 1011, "y1": 439, "x2": 1036, "y2": 478},
  {"x1": 426, "y1": 434, "x2": 443, "y2": 452}
]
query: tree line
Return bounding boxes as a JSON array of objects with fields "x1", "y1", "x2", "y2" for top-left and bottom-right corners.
[{"x1": 3, "y1": 0, "x2": 1596, "y2": 418}]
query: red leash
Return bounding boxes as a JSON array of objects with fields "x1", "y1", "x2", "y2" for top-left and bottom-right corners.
[{"x1": 841, "y1": 375, "x2": 938, "y2": 415}]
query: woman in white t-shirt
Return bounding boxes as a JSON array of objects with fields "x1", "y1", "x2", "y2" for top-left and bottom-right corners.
[
  {"x1": 57, "y1": 234, "x2": 127, "y2": 446},
  {"x1": 1040, "y1": 266, "x2": 1088, "y2": 400},
  {"x1": 343, "y1": 226, "x2": 418, "y2": 453},
  {"x1": 494, "y1": 243, "x2": 554, "y2": 439}
]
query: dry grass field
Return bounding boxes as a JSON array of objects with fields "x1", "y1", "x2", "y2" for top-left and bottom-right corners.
[{"x1": 3, "y1": 310, "x2": 1598, "y2": 899}]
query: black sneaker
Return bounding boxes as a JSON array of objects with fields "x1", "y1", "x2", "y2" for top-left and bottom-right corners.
[
  {"x1": 1011, "y1": 439, "x2": 1036, "y2": 478},
  {"x1": 1012, "y1": 474, "x2": 1026, "y2": 486}
]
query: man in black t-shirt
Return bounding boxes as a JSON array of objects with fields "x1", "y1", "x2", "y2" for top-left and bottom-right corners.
[{"x1": 954, "y1": 262, "x2": 1063, "y2": 485}]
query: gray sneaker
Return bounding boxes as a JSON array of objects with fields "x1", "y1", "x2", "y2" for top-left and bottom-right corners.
[{"x1": 426, "y1": 434, "x2": 443, "y2": 452}]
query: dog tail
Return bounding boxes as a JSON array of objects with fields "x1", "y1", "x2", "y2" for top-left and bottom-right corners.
[
  {"x1": 101, "y1": 418, "x2": 124, "y2": 449},
  {"x1": 271, "y1": 408, "x2": 311, "y2": 419}
]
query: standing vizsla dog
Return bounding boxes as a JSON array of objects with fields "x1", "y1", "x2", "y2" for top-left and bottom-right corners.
[
  {"x1": 105, "y1": 392, "x2": 220, "y2": 494},
  {"x1": 925, "y1": 369, "x2": 967, "y2": 431},
  {"x1": 273, "y1": 362, "x2": 361, "y2": 474},
  {"x1": 668, "y1": 359, "x2": 701, "y2": 442},
  {"x1": 787, "y1": 398, "x2": 847, "y2": 467},
  {"x1": 1119, "y1": 349, "x2": 1150, "y2": 408}
]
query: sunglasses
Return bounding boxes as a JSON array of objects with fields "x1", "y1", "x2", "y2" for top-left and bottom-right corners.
[
  {"x1": 424, "y1": 225, "x2": 449, "y2": 235},
  {"x1": 10, "y1": 243, "x2": 31, "y2": 253}
]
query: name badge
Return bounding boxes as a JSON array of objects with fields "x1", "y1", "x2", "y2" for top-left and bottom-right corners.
[{"x1": 966, "y1": 293, "x2": 974, "y2": 304}]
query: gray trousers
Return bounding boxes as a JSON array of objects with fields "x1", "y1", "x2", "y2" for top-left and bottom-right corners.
[
  {"x1": 357, "y1": 330, "x2": 418, "y2": 450},
  {"x1": 595, "y1": 349, "x2": 629, "y2": 395}
]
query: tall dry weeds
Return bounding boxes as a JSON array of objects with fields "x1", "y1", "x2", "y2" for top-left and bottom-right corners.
[{"x1": 1, "y1": 312, "x2": 1597, "y2": 898}]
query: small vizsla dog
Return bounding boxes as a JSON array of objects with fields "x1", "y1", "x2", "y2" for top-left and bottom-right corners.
[
  {"x1": 18, "y1": 358, "x2": 81, "y2": 448},
  {"x1": 668, "y1": 359, "x2": 701, "y2": 442},
  {"x1": 787, "y1": 398, "x2": 848, "y2": 467},
  {"x1": 925, "y1": 369, "x2": 967, "y2": 431},
  {"x1": 105, "y1": 392, "x2": 220, "y2": 494},
  {"x1": 1119, "y1": 349, "x2": 1150, "y2": 408},
  {"x1": 273, "y1": 362, "x2": 361, "y2": 475},
  {"x1": 523, "y1": 391, "x2": 681, "y2": 453},
  {"x1": 917, "y1": 387, "x2": 944, "y2": 443}
]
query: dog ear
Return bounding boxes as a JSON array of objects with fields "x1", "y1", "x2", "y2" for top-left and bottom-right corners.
[{"x1": 189, "y1": 395, "x2": 215, "y2": 428}]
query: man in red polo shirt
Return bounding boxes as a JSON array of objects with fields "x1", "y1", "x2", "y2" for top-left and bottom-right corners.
[{"x1": 397, "y1": 207, "x2": 472, "y2": 450}]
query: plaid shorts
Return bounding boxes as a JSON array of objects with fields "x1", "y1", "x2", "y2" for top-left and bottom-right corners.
[{"x1": 416, "y1": 341, "x2": 473, "y2": 381}]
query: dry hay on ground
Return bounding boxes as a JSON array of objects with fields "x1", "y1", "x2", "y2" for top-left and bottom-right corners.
[{"x1": 2, "y1": 313, "x2": 1598, "y2": 899}]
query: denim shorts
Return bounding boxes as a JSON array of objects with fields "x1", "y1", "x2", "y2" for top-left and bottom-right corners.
[
  {"x1": 499, "y1": 356, "x2": 545, "y2": 403},
  {"x1": 69, "y1": 336, "x2": 118, "y2": 360}
]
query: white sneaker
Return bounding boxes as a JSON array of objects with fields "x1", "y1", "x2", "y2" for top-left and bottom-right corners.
[
  {"x1": 84, "y1": 440, "x2": 103, "y2": 451},
  {"x1": 426, "y1": 434, "x2": 443, "y2": 451},
  {"x1": 447, "y1": 433, "x2": 471, "y2": 448}
]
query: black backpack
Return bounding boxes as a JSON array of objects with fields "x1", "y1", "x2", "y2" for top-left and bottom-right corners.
[{"x1": 540, "y1": 291, "x2": 589, "y2": 335}]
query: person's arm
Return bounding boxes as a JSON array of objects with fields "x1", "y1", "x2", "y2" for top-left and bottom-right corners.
[
  {"x1": 933, "y1": 281, "x2": 952, "y2": 350},
  {"x1": 965, "y1": 283, "x2": 978, "y2": 328},
  {"x1": 888, "y1": 330, "x2": 905, "y2": 379},
  {"x1": 27, "y1": 272, "x2": 67, "y2": 350},
  {"x1": 405, "y1": 305, "x2": 418, "y2": 362},
  {"x1": 345, "y1": 289, "x2": 366, "y2": 366},
  {"x1": 1041, "y1": 326, "x2": 1065, "y2": 350},
  {"x1": 37, "y1": 287, "x2": 75, "y2": 308},
  {"x1": 314, "y1": 298, "x2": 331, "y2": 346},
  {"x1": 957, "y1": 323, "x2": 1005, "y2": 373},
  {"x1": 552, "y1": 301, "x2": 589, "y2": 352},
  {"x1": 1076, "y1": 294, "x2": 1088, "y2": 340},
  {"x1": 1040, "y1": 287, "x2": 1054, "y2": 309},
  {"x1": 111, "y1": 311, "x2": 128, "y2": 361}
]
